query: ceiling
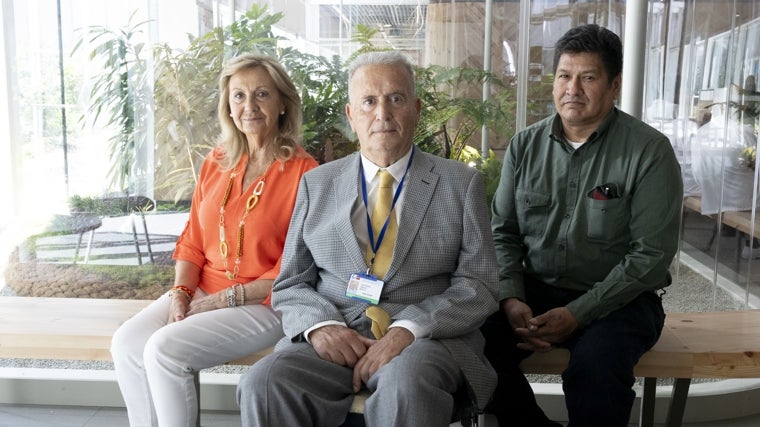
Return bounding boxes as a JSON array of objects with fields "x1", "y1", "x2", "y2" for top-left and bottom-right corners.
[{"x1": 322, "y1": 3, "x2": 427, "y2": 48}]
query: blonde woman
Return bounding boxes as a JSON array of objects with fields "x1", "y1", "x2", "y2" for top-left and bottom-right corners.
[{"x1": 111, "y1": 54, "x2": 318, "y2": 426}]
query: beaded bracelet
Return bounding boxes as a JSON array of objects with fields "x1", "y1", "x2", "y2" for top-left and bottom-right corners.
[
  {"x1": 171, "y1": 288, "x2": 191, "y2": 301},
  {"x1": 171, "y1": 285, "x2": 195, "y2": 300}
]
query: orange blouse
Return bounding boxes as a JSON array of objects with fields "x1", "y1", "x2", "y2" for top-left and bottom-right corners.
[{"x1": 173, "y1": 145, "x2": 318, "y2": 305}]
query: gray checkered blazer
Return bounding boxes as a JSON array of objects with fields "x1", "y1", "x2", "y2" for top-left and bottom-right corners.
[{"x1": 272, "y1": 149, "x2": 500, "y2": 410}]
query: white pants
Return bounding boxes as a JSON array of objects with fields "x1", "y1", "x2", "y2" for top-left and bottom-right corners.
[{"x1": 110, "y1": 290, "x2": 283, "y2": 427}]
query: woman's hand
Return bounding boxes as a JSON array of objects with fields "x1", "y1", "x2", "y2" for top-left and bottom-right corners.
[
  {"x1": 181, "y1": 279, "x2": 273, "y2": 318},
  {"x1": 168, "y1": 291, "x2": 191, "y2": 323},
  {"x1": 186, "y1": 291, "x2": 225, "y2": 317},
  {"x1": 171, "y1": 260, "x2": 201, "y2": 322}
]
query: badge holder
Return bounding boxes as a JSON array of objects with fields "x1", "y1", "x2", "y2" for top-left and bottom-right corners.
[{"x1": 346, "y1": 271, "x2": 384, "y2": 305}]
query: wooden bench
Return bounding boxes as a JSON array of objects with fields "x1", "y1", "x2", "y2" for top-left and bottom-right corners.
[
  {"x1": 683, "y1": 196, "x2": 760, "y2": 262},
  {"x1": 0, "y1": 297, "x2": 151, "y2": 360},
  {"x1": 2, "y1": 296, "x2": 760, "y2": 426},
  {"x1": 520, "y1": 310, "x2": 760, "y2": 426},
  {"x1": 683, "y1": 196, "x2": 760, "y2": 240}
]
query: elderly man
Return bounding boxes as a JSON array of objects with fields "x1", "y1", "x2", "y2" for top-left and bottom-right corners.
[
  {"x1": 237, "y1": 50, "x2": 499, "y2": 426},
  {"x1": 483, "y1": 24, "x2": 683, "y2": 427}
]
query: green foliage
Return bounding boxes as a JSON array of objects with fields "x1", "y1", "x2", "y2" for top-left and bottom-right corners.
[
  {"x1": 81, "y1": 264, "x2": 175, "y2": 289},
  {"x1": 155, "y1": 200, "x2": 191, "y2": 212},
  {"x1": 67, "y1": 195, "x2": 156, "y2": 216},
  {"x1": 68, "y1": 195, "x2": 130, "y2": 216},
  {"x1": 80, "y1": 5, "x2": 507, "y2": 203},
  {"x1": 278, "y1": 49, "x2": 357, "y2": 163},
  {"x1": 458, "y1": 146, "x2": 502, "y2": 209},
  {"x1": 414, "y1": 64, "x2": 513, "y2": 162},
  {"x1": 349, "y1": 24, "x2": 393, "y2": 59}
]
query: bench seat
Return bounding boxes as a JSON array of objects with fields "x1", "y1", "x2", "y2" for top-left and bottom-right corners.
[
  {"x1": 521, "y1": 310, "x2": 760, "y2": 379},
  {"x1": 2, "y1": 296, "x2": 760, "y2": 426},
  {"x1": 682, "y1": 195, "x2": 760, "y2": 264},
  {"x1": 683, "y1": 196, "x2": 760, "y2": 242},
  {"x1": 0, "y1": 297, "x2": 151, "y2": 361}
]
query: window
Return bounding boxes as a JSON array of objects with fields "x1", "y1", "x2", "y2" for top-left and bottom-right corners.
[{"x1": 2, "y1": 0, "x2": 758, "y2": 312}]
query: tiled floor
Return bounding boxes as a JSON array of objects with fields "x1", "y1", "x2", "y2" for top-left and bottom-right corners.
[
  {"x1": 2, "y1": 404, "x2": 760, "y2": 426},
  {"x1": 0, "y1": 404, "x2": 241, "y2": 427}
]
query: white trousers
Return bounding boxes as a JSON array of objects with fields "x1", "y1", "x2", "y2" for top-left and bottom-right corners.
[{"x1": 110, "y1": 290, "x2": 283, "y2": 427}]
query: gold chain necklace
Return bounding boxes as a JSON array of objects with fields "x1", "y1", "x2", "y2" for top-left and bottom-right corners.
[{"x1": 218, "y1": 163, "x2": 271, "y2": 280}]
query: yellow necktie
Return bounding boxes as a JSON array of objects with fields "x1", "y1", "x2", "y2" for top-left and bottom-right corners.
[{"x1": 366, "y1": 169, "x2": 397, "y2": 279}]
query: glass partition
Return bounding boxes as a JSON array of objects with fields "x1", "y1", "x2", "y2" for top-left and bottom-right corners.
[
  {"x1": 1, "y1": 0, "x2": 758, "y2": 342},
  {"x1": 644, "y1": 0, "x2": 760, "y2": 310}
]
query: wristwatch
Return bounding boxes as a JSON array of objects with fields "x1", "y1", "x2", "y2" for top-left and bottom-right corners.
[{"x1": 226, "y1": 287, "x2": 236, "y2": 308}]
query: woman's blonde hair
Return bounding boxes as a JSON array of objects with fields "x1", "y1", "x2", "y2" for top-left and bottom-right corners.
[{"x1": 216, "y1": 53, "x2": 302, "y2": 170}]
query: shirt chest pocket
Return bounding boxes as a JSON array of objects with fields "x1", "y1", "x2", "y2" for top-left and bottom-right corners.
[
  {"x1": 515, "y1": 189, "x2": 551, "y2": 237},
  {"x1": 586, "y1": 196, "x2": 630, "y2": 242}
]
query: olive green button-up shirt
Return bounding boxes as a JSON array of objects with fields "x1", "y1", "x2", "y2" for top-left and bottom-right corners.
[{"x1": 491, "y1": 108, "x2": 683, "y2": 327}]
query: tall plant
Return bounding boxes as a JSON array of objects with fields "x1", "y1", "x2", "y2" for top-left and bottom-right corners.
[
  {"x1": 279, "y1": 49, "x2": 356, "y2": 163},
  {"x1": 72, "y1": 12, "x2": 151, "y2": 195},
  {"x1": 413, "y1": 64, "x2": 511, "y2": 206},
  {"x1": 81, "y1": 6, "x2": 508, "y2": 205}
]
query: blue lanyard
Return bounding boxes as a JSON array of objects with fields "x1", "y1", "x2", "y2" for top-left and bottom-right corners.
[{"x1": 360, "y1": 147, "x2": 415, "y2": 262}]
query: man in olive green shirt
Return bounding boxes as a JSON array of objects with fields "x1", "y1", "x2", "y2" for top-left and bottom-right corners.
[{"x1": 482, "y1": 24, "x2": 682, "y2": 427}]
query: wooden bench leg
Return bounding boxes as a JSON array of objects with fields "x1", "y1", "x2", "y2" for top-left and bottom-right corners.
[
  {"x1": 639, "y1": 377, "x2": 691, "y2": 427},
  {"x1": 665, "y1": 378, "x2": 691, "y2": 427},
  {"x1": 639, "y1": 377, "x2": 656, "y2": 427}
]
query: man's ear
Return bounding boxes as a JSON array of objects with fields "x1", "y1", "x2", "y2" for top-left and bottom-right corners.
[
  {"x1": 345, "y1": 103, "x2": 354, "y2": 131},
  {"x1": 611, "y1": 74, "x2": 622, "y2": 100}
]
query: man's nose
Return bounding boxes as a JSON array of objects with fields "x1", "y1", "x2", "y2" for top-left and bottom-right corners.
[
  {"x1": 566, "y1": 77, "x2": 582, "y2": 95},
  {"x1": 374, "y1": 100, "x2": 391, "y2": 120}
]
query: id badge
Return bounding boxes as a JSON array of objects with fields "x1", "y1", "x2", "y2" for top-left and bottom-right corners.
[{"x1": 346, "y1": 273, "x2": 384, "y2": 305}]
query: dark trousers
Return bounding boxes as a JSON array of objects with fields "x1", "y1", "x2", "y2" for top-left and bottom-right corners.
[{"x1": 481, "y1": 279, "x2": 665, "y2": 427}]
